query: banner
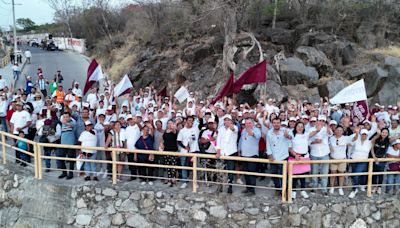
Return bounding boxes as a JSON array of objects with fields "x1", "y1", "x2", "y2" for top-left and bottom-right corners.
[
  {"x1": 330, "y1": 79, "x2": 367, "y2": 104},
  {"x1": 114, "y1": 74, "x2": 133, "y2": 97},
  {"x1": 233, "y1": 60, "x2": 267, "y2": 93},
  {"x1": 84, "y1": 59, "x2": 104, "y2": 95},
  {"x1": 174, "y1": 86, "x2": 190, "y2": 103},
  {"x1": 352, "y1": 100, "x2": 369, "y2": 122}
]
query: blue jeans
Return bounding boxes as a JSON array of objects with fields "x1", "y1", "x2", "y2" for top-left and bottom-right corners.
[
  {"x1": 386, "y1": 174, "x2": 400, "y2": 192},
  {"x1": 270, "y1": 163, "x2": 284, "y2": 189},
  {"x1": 0, "y1": 117, "x2": 7, "y2": 132},
  {"x1": 351, "y1": 162, "x2": 368, "y2": 190},
  {"x1": 311, "y1": 155, "x2": 330, "y2": 191},
  {"x1": 13, "y1": 71, "x2": 19, "y2": 81},
  {"x1": 225, "y1": 160, "x2": 235, "y2": 185},
  {"x1": 84, "y1": 153, "x2": 97, "y2": 177},
  {"x1": 180, "y1": 156, "x2": 189, "y2": 182}
]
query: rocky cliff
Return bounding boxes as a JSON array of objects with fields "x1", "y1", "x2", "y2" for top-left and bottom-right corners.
[{"x1": 1, "y1": 164, "x2": 400, "y2": 227}]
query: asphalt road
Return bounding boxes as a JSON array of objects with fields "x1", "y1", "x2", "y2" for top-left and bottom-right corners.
[{"x1": 17, "y1": 44, "x2": 89, "y2": 93}]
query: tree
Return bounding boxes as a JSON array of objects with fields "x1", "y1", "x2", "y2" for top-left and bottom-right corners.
[
  {"x1": 16, "y1": 18, "x2": 37, "y2": 31},
  {"x1": 47, "y1": 0, "x2": 74, "y2": 38}
]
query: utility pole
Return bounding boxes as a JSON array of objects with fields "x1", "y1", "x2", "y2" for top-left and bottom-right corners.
[{"x1": 12, "y1": 0, "x2": 17, "y2": 64}]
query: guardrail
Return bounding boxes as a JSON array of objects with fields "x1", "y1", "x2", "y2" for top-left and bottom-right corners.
[
  {"x1": 0, "y1": 48, "x2": 10, "y2": 68},
  {"x1": 0, "y1": 130, "x2": 399, "y2": 203}
]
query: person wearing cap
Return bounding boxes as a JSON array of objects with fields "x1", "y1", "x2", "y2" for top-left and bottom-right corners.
[
  {"x1": 125, "y1": 115, "x2": 141, "y2": 180},
  {"x1": 78, "y1": 120, "x2": 98, "y2": 181},
  {"x1": 37, "y1": 73, "x2": 48, "y2": 98},
  {"x1": 386, "y1": 139, "x2": 400, "y2": 194},
  {"x1": 238, "y1": 118, "x2": 261, "y2": 196},
  {"x1": 329, "y1": 120, "x2": 338, "y2": 132},
  {"x1": 177, "y1": 115, "x2": 200, "y2": 189},
  {"x1": 308, "y1": 115, "x2": 332, "y2": 194},
  {"x1": 10, "y1": 101, "x2": 32, "y2": 163},
  {"x1": 72, "y1": 82, "x2": 82, "y2": 98},
  {"x1": 57, "y1": 112, "x2": 77, "y2": 179},
  {"x1": 348, "y1": 128, "x2": 372, "y2": 198},
  {"x1": 267, "y1": 117, "x2": 291, "y2": 196},
  {"x1": 215, "y1": 114, "x2": 239, "y2": 194}
]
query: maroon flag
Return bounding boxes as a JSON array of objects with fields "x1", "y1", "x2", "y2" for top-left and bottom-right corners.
[
  {"x1": 211, "y1": 72, "x2": 234, "y2": 104},
  {"x1": 352, "y1": 100, "x2": 370, "y2": 122},
  {"x1": 84, "y1": 59, "x2": 103, "y2": 95},
  {"x1": 157, "y1": 87, "x2": 167, "y2": 97},
  {"x1": 233, "y1": 60, "x2": 267, "y2": 94}
]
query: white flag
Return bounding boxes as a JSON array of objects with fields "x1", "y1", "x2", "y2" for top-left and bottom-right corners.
[
  {"x1": 114, "y1": 74, "x2": 133, "y2": 97},
  {"x1": 174, "y1": 86, "x2": 190, "y2": 103},
  {"x1": 330, "y1": 79, "x2": 367, "y2": 104}
]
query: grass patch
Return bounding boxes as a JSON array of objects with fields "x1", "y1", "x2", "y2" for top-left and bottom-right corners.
[{"x1": 370, "y1": 45, "x2": 400, "y2": 58}]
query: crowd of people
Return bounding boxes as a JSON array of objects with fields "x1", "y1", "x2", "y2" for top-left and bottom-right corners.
[{"x1": 0, "y1": 66, "x2": 399, "y2": 199}]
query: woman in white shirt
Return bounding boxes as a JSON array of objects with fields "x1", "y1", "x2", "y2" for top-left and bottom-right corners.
[
  {"x1": 348, "y1": 128, "x2": 372, "y2": 198},
  {"x1": 328, "y1": 126, "x2": 354, "y2": 195}
]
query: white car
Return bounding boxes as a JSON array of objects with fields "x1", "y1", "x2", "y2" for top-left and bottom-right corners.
[{"x1": 29, "y1": 39, "x2": 39, "y2": 47}]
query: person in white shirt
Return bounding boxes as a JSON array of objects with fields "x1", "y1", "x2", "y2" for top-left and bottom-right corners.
[
  {"x1": 94, "y1": 113, "x2": 107, "y2": 178},
  {"x1": 72, "y1": 82, "x2": 83, "y2": 98},
  {"x1": 216, "y1": 114, "x2": 239, "y2": 194},
  {"x1": 308, "y1": 115, "x2": 332, "y2": 194},
  {"x1": 78, "y1": 120, "x2": 98, "y2": 181},
  {"x1": 386, "y1": 139, "x2": 400, "y2": 194},
  {"x1": 177, "y1": 115, "x2": 199, "y2": 189},
  {"x1": 86, "y1": 88, "x2": 98, "y2": 110},
  {"x1": 125, "y1": 115, "x2": 141, "y2": 180},
  {"x1": 348, "y1": 128, "x2": 372, "y2": 198},
  {"x1": 328, "y1": 126, "x2": 354, "y2": 195},
  {"x1": 0, "y1": 95, "x2": 9, "y2": 131},
  {"x1": 24, "y1": 49, "x2": 32, "y2": 64}
]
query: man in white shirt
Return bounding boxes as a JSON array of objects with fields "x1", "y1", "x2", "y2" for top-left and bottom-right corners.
[
  {"x1": 72, "y1": 82, "x2": 83, "y2": 98},
  {"x1": 309, "y1": 115, "x2": 331, "y2": 194},
  {"x1": 125, "y1": 115, "x2": 141, "y2": 180},
  {"x1": 86, "y1": 88, "x2": 98, "y2": 110},
  {"x1": 216, "y1": 114, "x2": 239, "y2": 194},
  {"x1": 177, "y1": 115, "x2": 199, "y2": 189},
  {"x1": 10, "y1": 102, "x2": 32, "y2": 163},
  {"x1": 78, "y1": 120, "x2": 98, "y2": 181},
  {"x1": 0, "y1": 95, "x2": 9, "y2": 131},
  {"x1": 24, "y1": 49, "x2": 32, "y2": 64}
]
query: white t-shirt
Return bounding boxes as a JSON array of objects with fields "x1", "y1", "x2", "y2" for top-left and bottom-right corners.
[
  {"x1": 0, "y1": 79, "x2": 7, "y2": 89},
  {"x1": 125, "y1": 124, "x2": 141, "y2": 149},
  {"x1": 329, "y1": 135, "x2": 353, "y2": 159},
  {"x1": 291, "y1": 133, "x2": 309, "y2": 155},
  {"x1": 10, "y1": 110, "x2": 32, "y2": 134},
  {"x1": 86, "y1": 93, "x2": 98, "y2": 109},
  {"x1": 177, "y1": 126, "x2": 200, "y2": 153},
  {"x1": 201, "y1": 129, "x2": 217, "y2": 153},
  {"x1": 309, "y1": 126, "x2": 331, "y2": 157},
  {"x1": 387, "y1": 147, "x2": 400, "y2": 166},
  {"x1": 78, "y1": 131, "x2": 97, "y2": 153},
  {"x1": 350, "y1": 139, "x2": 372, "y2": 159}
]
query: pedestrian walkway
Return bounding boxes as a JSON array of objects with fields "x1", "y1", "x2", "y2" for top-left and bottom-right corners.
[{"x1": 0, "y1": 56, "x2": 26, "y2": 89}]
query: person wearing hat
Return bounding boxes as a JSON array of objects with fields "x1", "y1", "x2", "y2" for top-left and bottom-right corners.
[
  {"x1": 386, "y1": 139, "x2": 400, "y2": 194},
  {"x1": 348, "y1": 128, "x2": 372, "y2": 199},
  {"x1": 215, "y1": 114, "x2": 239, "y2": 194},
  {"x1": 177, "y1": 115, "x2": 200, "y2": 189},
  {"x1": 36, "y1": 73, "x2": 48, "y2": 98},
  {"x1": 309, "y1": 115, "x2": 332, "y2": 194},
  {"x1": 78, "y1": 120, "x2": 98, "y2": 181},
  {"x1": 57, "y1": 112, "x2": 77, "y2": 179},
  {"x1": 10, "y1": 101, "x2": 32, "y2": 163},
  {"x1": 329, "y1": 120, "x2": 338, "y2": 132}
]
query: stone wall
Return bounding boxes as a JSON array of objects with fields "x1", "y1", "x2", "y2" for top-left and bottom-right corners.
[{"x1": 0, "y1": 164, "x2": 399, "y2": 228}]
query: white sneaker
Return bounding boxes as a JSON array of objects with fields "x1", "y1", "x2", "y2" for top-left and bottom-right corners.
[
  {"x1": 148, "y1": 181, "x2": 153, "y2": 186},
  {"x1": 371, "y1": 187, "x2": 377, "y2": 193},
  {"x1": 301, "y1": 191, "x2": 309, "y2": 199},
  {"x1": 377, "y1": 187, "x2": 382, "y2": 195},
  {"x1": 180, "y1": 183, "x2": 187, "y2": 189},
  {"x1": 349, "y1": 189, "x2": 358, "y2": 199},
  {"x1": 102, "y1": 172, "x2": 108, "y2": 179},
  {"x1": 236, "y1": 178, "x2": 244, "y2": 185},
  {"x1": 338, "y1": 188, "x2": 344, "y2": 196},
  {"x1": 141, "y1": 181, "x2": 146, "y2": 185},
  {"x1": 360, "y1": 186, "x2": 366, "y2": 192},
  {"x1": 292, "y1": 191, "x2": 297, "y2": 199},
  {"x1": 329, "y1": 188, "x2": 335, "y2": 194}
]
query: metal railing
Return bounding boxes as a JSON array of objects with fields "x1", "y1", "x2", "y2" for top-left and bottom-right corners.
[
  {"x1": 0, "y1": 130, "x2": 399, "y2": 203},
  {"x1": 0, "y1": 48, "x2": 10, "y2": 68}
]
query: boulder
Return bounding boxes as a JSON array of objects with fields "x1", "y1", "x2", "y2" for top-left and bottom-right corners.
[
  {"x1": 316, "y1": 41, "x2": 357, "y2": 66},
  {"x1": 365, "y1": 67, "x2": 388, "y2": 97},
  {"x1": 284, "y1": 84, "x2": 320, "y2": 103},
  {"x1": 256, "y1": 80, "x2": 288, "y2": 103},
  {"x1": 182, "y1": 44, "x2": 214, "y2": 64},
  {"x1": 279, "y1": 57, "x2": 319, "y2": 86},
  {"x1": 374, "y1": 66, "x2": 400, "y2": 106},
  {"x1": 265, "y1": 28, "x2": 295, "y2": 45},
  {"x1": 318, "y1": 79, "x2": 347, "y2": 98},
  {"x1": 384, "y1": 56, "x2": 400, "y2": 67},
  {"x1": 356, "y1": 21, "x2": 387, "y2": 49},
  {"x1": 126, "y1": 213, "x2": 151, "y2": 228},
  {"x1": 295, "y1": 46, "x2": 332, "y2": 68},
  {"x1": 343, "y1": 64, "x2": 378, "y2": 79}
]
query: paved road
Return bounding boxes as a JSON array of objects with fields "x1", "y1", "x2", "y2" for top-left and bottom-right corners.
[{"x1": 17, "y1": 45, "x2": 89, "y2": 92}]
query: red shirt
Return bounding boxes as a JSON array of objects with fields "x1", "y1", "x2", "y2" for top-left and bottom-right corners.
[{"x1": 6, "y1": 109, "x2": 14, "y2": 122}]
